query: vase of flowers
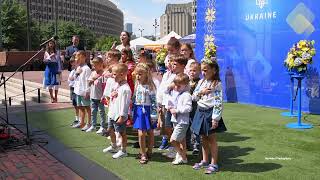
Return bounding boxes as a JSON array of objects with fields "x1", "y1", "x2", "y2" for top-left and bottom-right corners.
[
  {"x1": 204, "y1": 43, "x2": 217, "y2": 61},
  {"x1": 284, "y1": 40, "x2": 316, "y2": 76},
  {"x1": 156, "y1": 48, "x2": 168, "y2": 73}
]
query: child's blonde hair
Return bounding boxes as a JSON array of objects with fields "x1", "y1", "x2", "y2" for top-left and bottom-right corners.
[
  {"x1": 112, "y1": 63, "x2": 128, "y2": 74},
  {"x1": 107, "y1": 49, "x2": 121, "y2": 61},
  {"x1": 91, "y1": 57, "x2": 104, "y2": 65},
  {"x1": 173, "y1": 73, "x2": 189, "y2": 86},
  {"x1": 133, "y1": 63, "x2": 156, "y2": 91},
  {"x1": 189, "y1": 62, "x2": 201, "y2": 72}
]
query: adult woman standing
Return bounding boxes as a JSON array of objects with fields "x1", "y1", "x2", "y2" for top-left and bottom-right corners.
[
  {"x1": 43, "y1": 40, "x2": 61, "y2": 103},
  {"x1": 112, "y1": 31, "x2": 133, "y2": 53}
]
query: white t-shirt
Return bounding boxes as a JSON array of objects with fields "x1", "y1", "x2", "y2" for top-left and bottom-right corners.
[
  {"x1": 168, "y1": 91, "x2": 192, "y2": 125},
  {"x1": 103, "y1": 77, "x2": 116, "y2": 98},
  {"x1": 74, "y1": 65, "x2": 91, "y2": 96},
  {"x1": 156, "y1": 71, "x2": 176, "y2": 106},
  {"x1": 68, "y1": 69, "x2": 76, "y2": 87},
  {"x1": 108, "y1": 82, "x2": 132, "y2": 121}
]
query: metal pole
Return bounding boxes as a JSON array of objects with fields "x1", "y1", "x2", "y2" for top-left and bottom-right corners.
[
  {"x1": 54, "y1": 0, "x2": 58, "y2": 36},
  {"x1": 37, "y1": 88, "x2": 40, "y2": 103},
  {"x1": 26, "y1": 0, "x2": 31, "y2": 50},
  {"x1": 289, "y1": 77, "x2": 294, "y2": 115},
  {"x1": 138, "y1": 28, "x2": 144, "y2": 37},
  {"x1": 22, "y1": 70, "x2": 31, "y2": 145},
  {"x1": 152, "y1": 19, "x2": 159, "y2": 40},
  {"x1": 0, "y1": 0, "x2": 3, "y2": 51},
  {"x1": 297, "y1": 78, "x2": 302, "y2": 126}
]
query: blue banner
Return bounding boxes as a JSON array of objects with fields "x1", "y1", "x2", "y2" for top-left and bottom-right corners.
[{"x1": 195, "y1": 0, "x2": 320, "y2": 114}]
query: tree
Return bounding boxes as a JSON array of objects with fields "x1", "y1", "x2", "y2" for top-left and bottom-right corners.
[
  {"x1": 40, "y1": 21, "x2": 96, "y2": 50},
  {"x1": 94, "y1": 35, "x2": 119, "y2": 52},
  {"x1": 0, "y1": 0, "x2": 27, "y2": 50}
]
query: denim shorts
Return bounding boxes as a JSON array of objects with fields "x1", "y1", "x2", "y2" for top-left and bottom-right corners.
[
  {"x1": 165, "y1": 110, "x2": 173, "y2": 128},
  {"x1": 107, "y1": 118, "x2": 126, "y2": 133}
]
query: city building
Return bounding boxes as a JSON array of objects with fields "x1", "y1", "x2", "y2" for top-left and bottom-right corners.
[
  {"x1": 160, "y1": 1, "x2": 196, "y2": 38},
  {"x1": 192, "y1": 0, "x2": 197, "y2": 33},
  {"x1": 124, "y1": 23, "x2": 133, "y2": 34},
  {"x1": 17, "y1": 0, "x2": 123, "y2": 37}
]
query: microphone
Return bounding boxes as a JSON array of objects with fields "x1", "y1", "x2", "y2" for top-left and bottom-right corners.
[{"x1": 40, "y1": 36, "x2": 58, "y2": 47}]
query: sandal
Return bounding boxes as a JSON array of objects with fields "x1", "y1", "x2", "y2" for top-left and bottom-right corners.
[
  {"x1": 139, "y1": 156, "x2": 148, "y2": 164},
  {"x1": 205, "y1": 164, "x2": 219, "y2": 174},
  {"x1": 192, "y1": 161, "x2": 209, "y2": 170},
  {"x1": 136, "y1": 153, "x2": 142, "y2": 159}
]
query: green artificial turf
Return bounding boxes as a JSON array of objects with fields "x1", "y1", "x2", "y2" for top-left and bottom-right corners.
[{"x1": 23, "y1": 103, "x2": 320, "y2": 180}]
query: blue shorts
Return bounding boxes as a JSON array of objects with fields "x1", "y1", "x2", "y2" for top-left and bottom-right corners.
[
  {"x1": 107, "y1": 118, "x2": 127, "y2": 133},
  {"x1": 76, "y1": 95, "x2": 90, "y2": 107}
]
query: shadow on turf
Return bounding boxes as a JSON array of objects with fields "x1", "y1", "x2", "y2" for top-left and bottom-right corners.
[
  {"x1": 217, "y1": 132, "x2": 251, "y2": 142},
  {"x1": 219, "y1": 146, "x2": 282, "y2": 173}
]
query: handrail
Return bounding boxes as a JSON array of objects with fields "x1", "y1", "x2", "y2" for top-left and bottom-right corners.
[{"x1": 8, "y1": 88, "x2": 39, "y2": 98}]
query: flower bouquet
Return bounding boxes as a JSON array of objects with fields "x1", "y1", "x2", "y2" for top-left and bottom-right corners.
[
  {"x1": 284, "y1": 40, "x2": 316, "y2": 75},
  {"x1": 202, "y1": 43, "x2": 217, "y2": 64},
  {"x1": 156, "y1": 48, "x2": 168, "y2": 65},
  {"x1": 156, "y1": 48, "x2": 168, "y2": 74}
]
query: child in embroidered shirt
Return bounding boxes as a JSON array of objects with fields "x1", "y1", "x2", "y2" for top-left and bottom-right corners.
[
  {"x1": 85, "y1": 57, "x2": 106, "y2": 133},
  {"x1": 73, "y1": 51, "x2": 92, "y2": 130},
  {"x1": 162, "y1": 54, "x2": 188, "y2": 159},
  {"x1": 191, "y1": 59, "x2": 227, "y2": 174},
  {"x1": 103, "y1": 63, "x2": 132, "y2": 159},
  {"x1": 187, "y1": 62, "x2": 202, "y2": 155},
  {"x1": 132, "y1": 63, "x2": 157, "y2": 164},
  {"x1": 68, "y1": 56, "x2": 79, "y2": 126},
  {"x1": 169, "y1": 74, "x2": 192, "y2": 165}
]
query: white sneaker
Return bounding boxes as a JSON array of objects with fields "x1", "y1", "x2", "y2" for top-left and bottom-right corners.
[
  {"x1": 81, "y1": 124, "x2": 90, "y2": 131},
  {"x1": 72, "y1": 123, "x2": 81, "y2": 128},
  {"x1": 96, "y1": 127, "x2": 104, "y2": 134},
  {"x1": 172, "y1": 158, "x2": 188, "y2": 165},
  {"x1": 103, "y1": 146, "x2": 118, "y2": 153},
  {"x1": 86, "y1": 126, "x2": 95, "y2": 132},
  {"x1": 175, "y1": 152, "x2": 182, "y2": 161},
  {"x1": 112, "y1": 150, "x2": 127, "y2": 159}
]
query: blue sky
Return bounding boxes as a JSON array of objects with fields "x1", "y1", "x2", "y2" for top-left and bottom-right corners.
[{"x1": 110, "y1": 0, "x2": 192, "y2": 36}]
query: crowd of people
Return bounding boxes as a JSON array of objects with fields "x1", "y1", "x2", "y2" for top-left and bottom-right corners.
[{"x1": 42, "y1": 31, "x2": 226, "y2": 175}]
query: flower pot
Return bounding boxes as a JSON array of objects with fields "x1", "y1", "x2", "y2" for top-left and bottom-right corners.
[{"x1": 288, "y1": 68, "x2": 306, "y2": 76}]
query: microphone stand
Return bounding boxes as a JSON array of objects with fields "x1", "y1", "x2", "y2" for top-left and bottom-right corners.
[
  {"x1": 0, "y1": 45, "x2": 46, "y2": 149},
  {"x1": 0, "y1": 72, "x2": 9, "y2": 134}
]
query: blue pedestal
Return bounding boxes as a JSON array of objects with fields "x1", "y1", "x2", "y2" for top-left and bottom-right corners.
[
  {"x1": 281, "y1": 112, "x2": 298, "y2": 117},
  {"x1": 286, "y1": 74, "x2": 313, "y2": 129},
  {"x1": 286, "y1": 122, "x2": 313, "y2": 129},
  {"x1": 281, "y1": 73, "x2": 297, "y2": 117}
]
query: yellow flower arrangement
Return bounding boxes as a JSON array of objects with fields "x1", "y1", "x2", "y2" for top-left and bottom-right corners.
[
  {"x1": 284, "y1": 40, "x2": 316, "y2": 72},
  {"x1": 204, "y1": 43, "x2": 217, "y2": 60},
  {"x1": 155, "y1": 48, "x2": 168, "y2": 65}
]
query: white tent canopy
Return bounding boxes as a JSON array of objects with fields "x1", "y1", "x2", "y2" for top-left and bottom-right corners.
[
  {"x1": 130, "y1": 37, "x2": 155, "y2": 47},
  {"x1": 155, "y1": 31, "x2": 182, "y2": 45}
]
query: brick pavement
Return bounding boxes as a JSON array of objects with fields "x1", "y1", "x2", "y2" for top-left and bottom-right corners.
[
  {"x1": 0, "y1": 128, "x2": 83, "y2": 180},
  {"x1": 0, "y1": 70, "x2": 82, "y2": 180},
  {"x1": 0, "y1": 70, "x2": 119, "y2": 180}
]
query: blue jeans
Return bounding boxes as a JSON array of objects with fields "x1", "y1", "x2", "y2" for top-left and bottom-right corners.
[{"x1": 91, "y1": 99, "x2": 106, "y2": 127}]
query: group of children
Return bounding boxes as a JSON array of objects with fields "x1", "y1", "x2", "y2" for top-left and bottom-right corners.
[{"x1": 67, "y1": 36, "x2": 226, "y2": 175}]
